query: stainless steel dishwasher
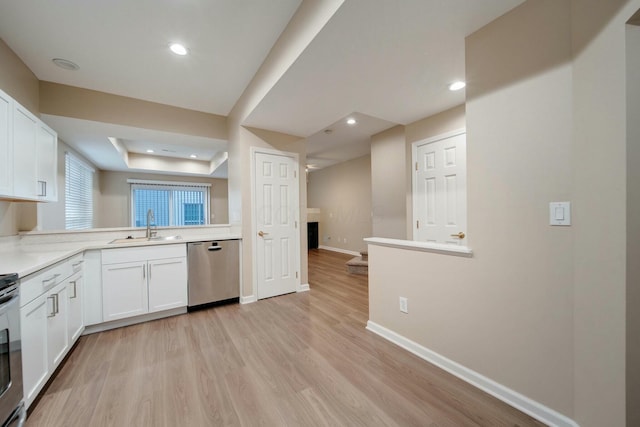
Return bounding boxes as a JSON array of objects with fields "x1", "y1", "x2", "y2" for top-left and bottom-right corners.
[{"x1": 187, "y1": 240, "x2": 240, "y2": 310}]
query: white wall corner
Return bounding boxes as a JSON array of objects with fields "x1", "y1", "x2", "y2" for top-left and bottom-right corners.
[
  {"x1": 298, "y1": 283, "x2": 310, "y2": 292},
  {"x1": 365, "y1": 321, "x2": 579, "y2": 427},
  {"x1": 240, "y1": 295, "x2": 257, "y2": 304}
]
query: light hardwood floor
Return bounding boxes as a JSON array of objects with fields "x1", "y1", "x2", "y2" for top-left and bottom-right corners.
[{"x1": 26, "y1": 249, "x2": 545, "y2": 426}]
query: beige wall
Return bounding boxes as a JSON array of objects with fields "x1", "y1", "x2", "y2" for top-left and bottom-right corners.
[
  {"x1": 571, "y1": 1, "x2": 638, "y2": 425},
  {"x1": 0, "y1": 39, "x2": 38, "y2": 114},
  {"x1": 369, "y1": 1, "x2": 640, "y2": 425},
  {"x1": 97, "y1": 171, "x2": 228, "y2": 228},
  {"x1": 370, "y1": 0, "x2": 576, "y2": 420},
  {"x1": 39, "y1": 82, "x2": 227, "y2": 140},
  {"x1": 627, "y1": 21, "x2": 640, "y2": 427},
  {"x1": 0, "y1": 38, "x2": 40, "y2": 237},
  {"x1": 307, "y1": 155, "x2": 372, "y2": 253},
  {"x1": 370, "y1": 126, "x2": 406, "y2": 239}
]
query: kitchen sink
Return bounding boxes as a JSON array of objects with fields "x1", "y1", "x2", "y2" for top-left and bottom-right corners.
[{"x1": 109, "y1": 235, "x2": 182, "y2": 244}]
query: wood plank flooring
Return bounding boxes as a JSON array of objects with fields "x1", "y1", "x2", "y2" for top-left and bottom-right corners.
[{"x1": 26, "y1": 249, "x2": 546, "y2": 426}]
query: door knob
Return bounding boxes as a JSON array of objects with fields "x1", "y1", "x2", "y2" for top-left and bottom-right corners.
[
  {"x1": 450, "y1": 232, "x2": 465, "y2": 239},
  {"x1": 258, "y1": 231, "x2": 269, "y2": 237}
]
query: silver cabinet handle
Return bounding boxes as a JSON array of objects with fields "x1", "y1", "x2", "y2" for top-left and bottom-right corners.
[
  {"x1": 37, "y1": 180, "x2": 47, "y2": 197},
  {"x1": 47, "y1": 295, "x2": 56, "y2": 318},
  {"x1": 72, "y1": 261, "x2": 84, "y2": 269},
  {"x1": 143, "y1": 265, "x2": 146, "y2": 280},
  {"x1": 69, "y1": 281, "x2": 78, "y2": 299},
  {"x1": 53, "y1": 293, "x2": 59, "y2": 315}
]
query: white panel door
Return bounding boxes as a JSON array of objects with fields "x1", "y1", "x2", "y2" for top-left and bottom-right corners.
[
  {"x1": 414, "y1": 131, "x2": 467, "y2": 245},
  {"x1": 255, "y1": 151, "x2": 299, "y2": 299}
]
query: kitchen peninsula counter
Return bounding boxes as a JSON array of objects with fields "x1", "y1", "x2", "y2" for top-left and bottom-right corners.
[{"x1": 0, "y1": 225, "x2": 241, "y2": 277}]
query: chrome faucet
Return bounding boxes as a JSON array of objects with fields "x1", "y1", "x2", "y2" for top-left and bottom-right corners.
[{"x1": 146, "y1": 209, "x2": 157, "y2": 239}]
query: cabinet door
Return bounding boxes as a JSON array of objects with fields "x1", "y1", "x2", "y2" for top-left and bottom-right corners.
[
  {"x1": 21, "y1": 293, "x2": 49, "y2": 409},
  {"x1": 36, "y1": 123, "x2": 57, "y2": 201},
  {"x1": 102, "y1": 261, "x2": 148, "y2": 321},
  {"x1": 47, "y1": 281, "x2": 69, "y2": 370},
  {"x1": 67, "y1": 271, "x2": 84, "y2": 343},
  {"x1": 148, "y1": 257, "x2": 187, "y2": 312},
  {"x1": 0, "y1": 90, "x2": 12, "y2": 197},
  {"x1": 12, "y1": 103, "x2": 37, "y2": 199}
]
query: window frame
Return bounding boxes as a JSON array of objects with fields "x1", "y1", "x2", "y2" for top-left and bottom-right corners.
[
  {"x1": 128, "y1": 179, "x2": 211, "y2": 228},
  {"x1": 65, "y1": 152, "x2": 94, "y2": 230}
]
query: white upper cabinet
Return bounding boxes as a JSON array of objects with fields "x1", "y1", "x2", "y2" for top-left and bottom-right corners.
[
  {"x1": 0, "y1": 90, "x2": 12, "y2": 197},
  {"x1": 12, "y1": 102, "x2": 38, "y2": 199},
  {"x1": 0, "y1": 88, "x2": 57, "y2": 202},
  {"x1": 36, "y1": 122, "x2": 58, "y2": 201}
]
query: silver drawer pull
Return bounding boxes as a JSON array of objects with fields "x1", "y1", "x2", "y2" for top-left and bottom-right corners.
[
  {"x1": 42, "y1": 274, "x2": 61, "y2": 286},
  {"x1": 72, "y1": 261, "x2": 84, "y2": 269}
]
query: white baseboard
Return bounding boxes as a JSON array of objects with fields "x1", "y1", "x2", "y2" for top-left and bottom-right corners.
[
  {"x1": 318, "y1": 245, "x2": 360, "y2": 256},
  {"x1": 240, "y1": 295, "x2": 257, "y2": 304},
  {"x1": 366, "y1": 321, "x2": 579, "y2": 427},
  {"x1": 298, "y1": 283, "x2": 310, "y2": 292}
]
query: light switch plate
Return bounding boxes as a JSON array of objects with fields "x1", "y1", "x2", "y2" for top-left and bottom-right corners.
[{"x1": 550, "y1": 202, "x2": 571, "y2": 226}]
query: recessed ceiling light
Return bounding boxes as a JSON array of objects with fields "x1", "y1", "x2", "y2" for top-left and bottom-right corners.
[
  {"x1": 169, "y1": 43, "x2": 188, "y2": 56},
  {"x1": 190, "y1": 154, "x2": 197, "y2": 159},
  {"x1": 146, "y1": 149, "x2": 154, "y2": 153},
  {"x1": 346, "y1": 118, "x2": 357, "y2": 125},
  {"x1": 52, "y1": 58, "x2": 80, "y2": 71},
  {"x1": 448, "y1": 81, "x2": 466, "y2": 91}
]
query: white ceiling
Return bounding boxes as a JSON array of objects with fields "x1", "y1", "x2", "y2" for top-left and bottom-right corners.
[
  {"x1": 0, "y1": 0, "x2": 524, "y2": 175},
  {"x1": 246, "y1": 0, "x2": 525, "y2": 137}
]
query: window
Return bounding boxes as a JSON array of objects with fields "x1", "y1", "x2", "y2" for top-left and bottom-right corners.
[
  {"x1": 65, "y1": 152, "x2": 94, "y2": 230},
  {"x1": 129, "y1": 179, "x2": 210, "y2": 227}
]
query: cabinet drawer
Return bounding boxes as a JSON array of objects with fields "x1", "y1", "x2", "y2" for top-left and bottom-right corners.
[
  {"x1": 20, "y1": 254, "x2": 83, "y2": 307},
  {"x1": 101, "y1": 244, "x2": 186, "y2": 265}
]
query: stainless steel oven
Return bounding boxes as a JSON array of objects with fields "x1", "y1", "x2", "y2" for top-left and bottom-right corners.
[{"x1": 0, "y1": 274, "x2": 24, "y2": 427}]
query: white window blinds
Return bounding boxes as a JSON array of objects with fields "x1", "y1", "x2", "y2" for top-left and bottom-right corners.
[
  {"x1": 129, "y1": 179, "x2": 210, "y2": 227},
  {"x1": 65, "y1": 152, "x2": 94, "y2": 230}
]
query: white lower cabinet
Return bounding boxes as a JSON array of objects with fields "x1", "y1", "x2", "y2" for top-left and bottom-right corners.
[
  {"x1": 20, "y1": 294, "x2": 48, "y2": 408},
  {"x1": 67, "y1": 271, "x2": 84, "y2": 343},
  {"x1": 46, "y1": 281, "x2": 69, "y2": 369},
  {"x1": 102, "y1": 261, "x2": 148, "y2": 321},
  {"x1": 148, "y1": 258, "x2": 188, "y2": 312},
  {"x1": 20, "y1": 255, "x2": 84, "y2": 409},
  {"x1": 101, "y1": 244, "x2": 187, "y2": 322}
]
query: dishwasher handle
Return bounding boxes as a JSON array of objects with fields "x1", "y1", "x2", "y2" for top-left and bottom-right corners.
[{"x1": 207, "y1": 245, "x2": 222, "y2": 252}]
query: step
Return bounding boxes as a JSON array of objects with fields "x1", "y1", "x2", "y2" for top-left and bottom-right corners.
[{"x1": 346, "y1": 256, "x2": 368, "y2": 275}]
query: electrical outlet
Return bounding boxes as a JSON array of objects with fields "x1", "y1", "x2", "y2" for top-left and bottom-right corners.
[
  {"x1": 344, "y1": 238, "x2": 348, "y2": 243},
  {"x1": 399, "y1": 297, "x2": 408, "y2": 314}
]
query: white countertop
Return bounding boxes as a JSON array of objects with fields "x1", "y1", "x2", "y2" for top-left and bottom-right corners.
[{"x1": 0, "y1": 226, "x2": 241, "y2": 277}]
